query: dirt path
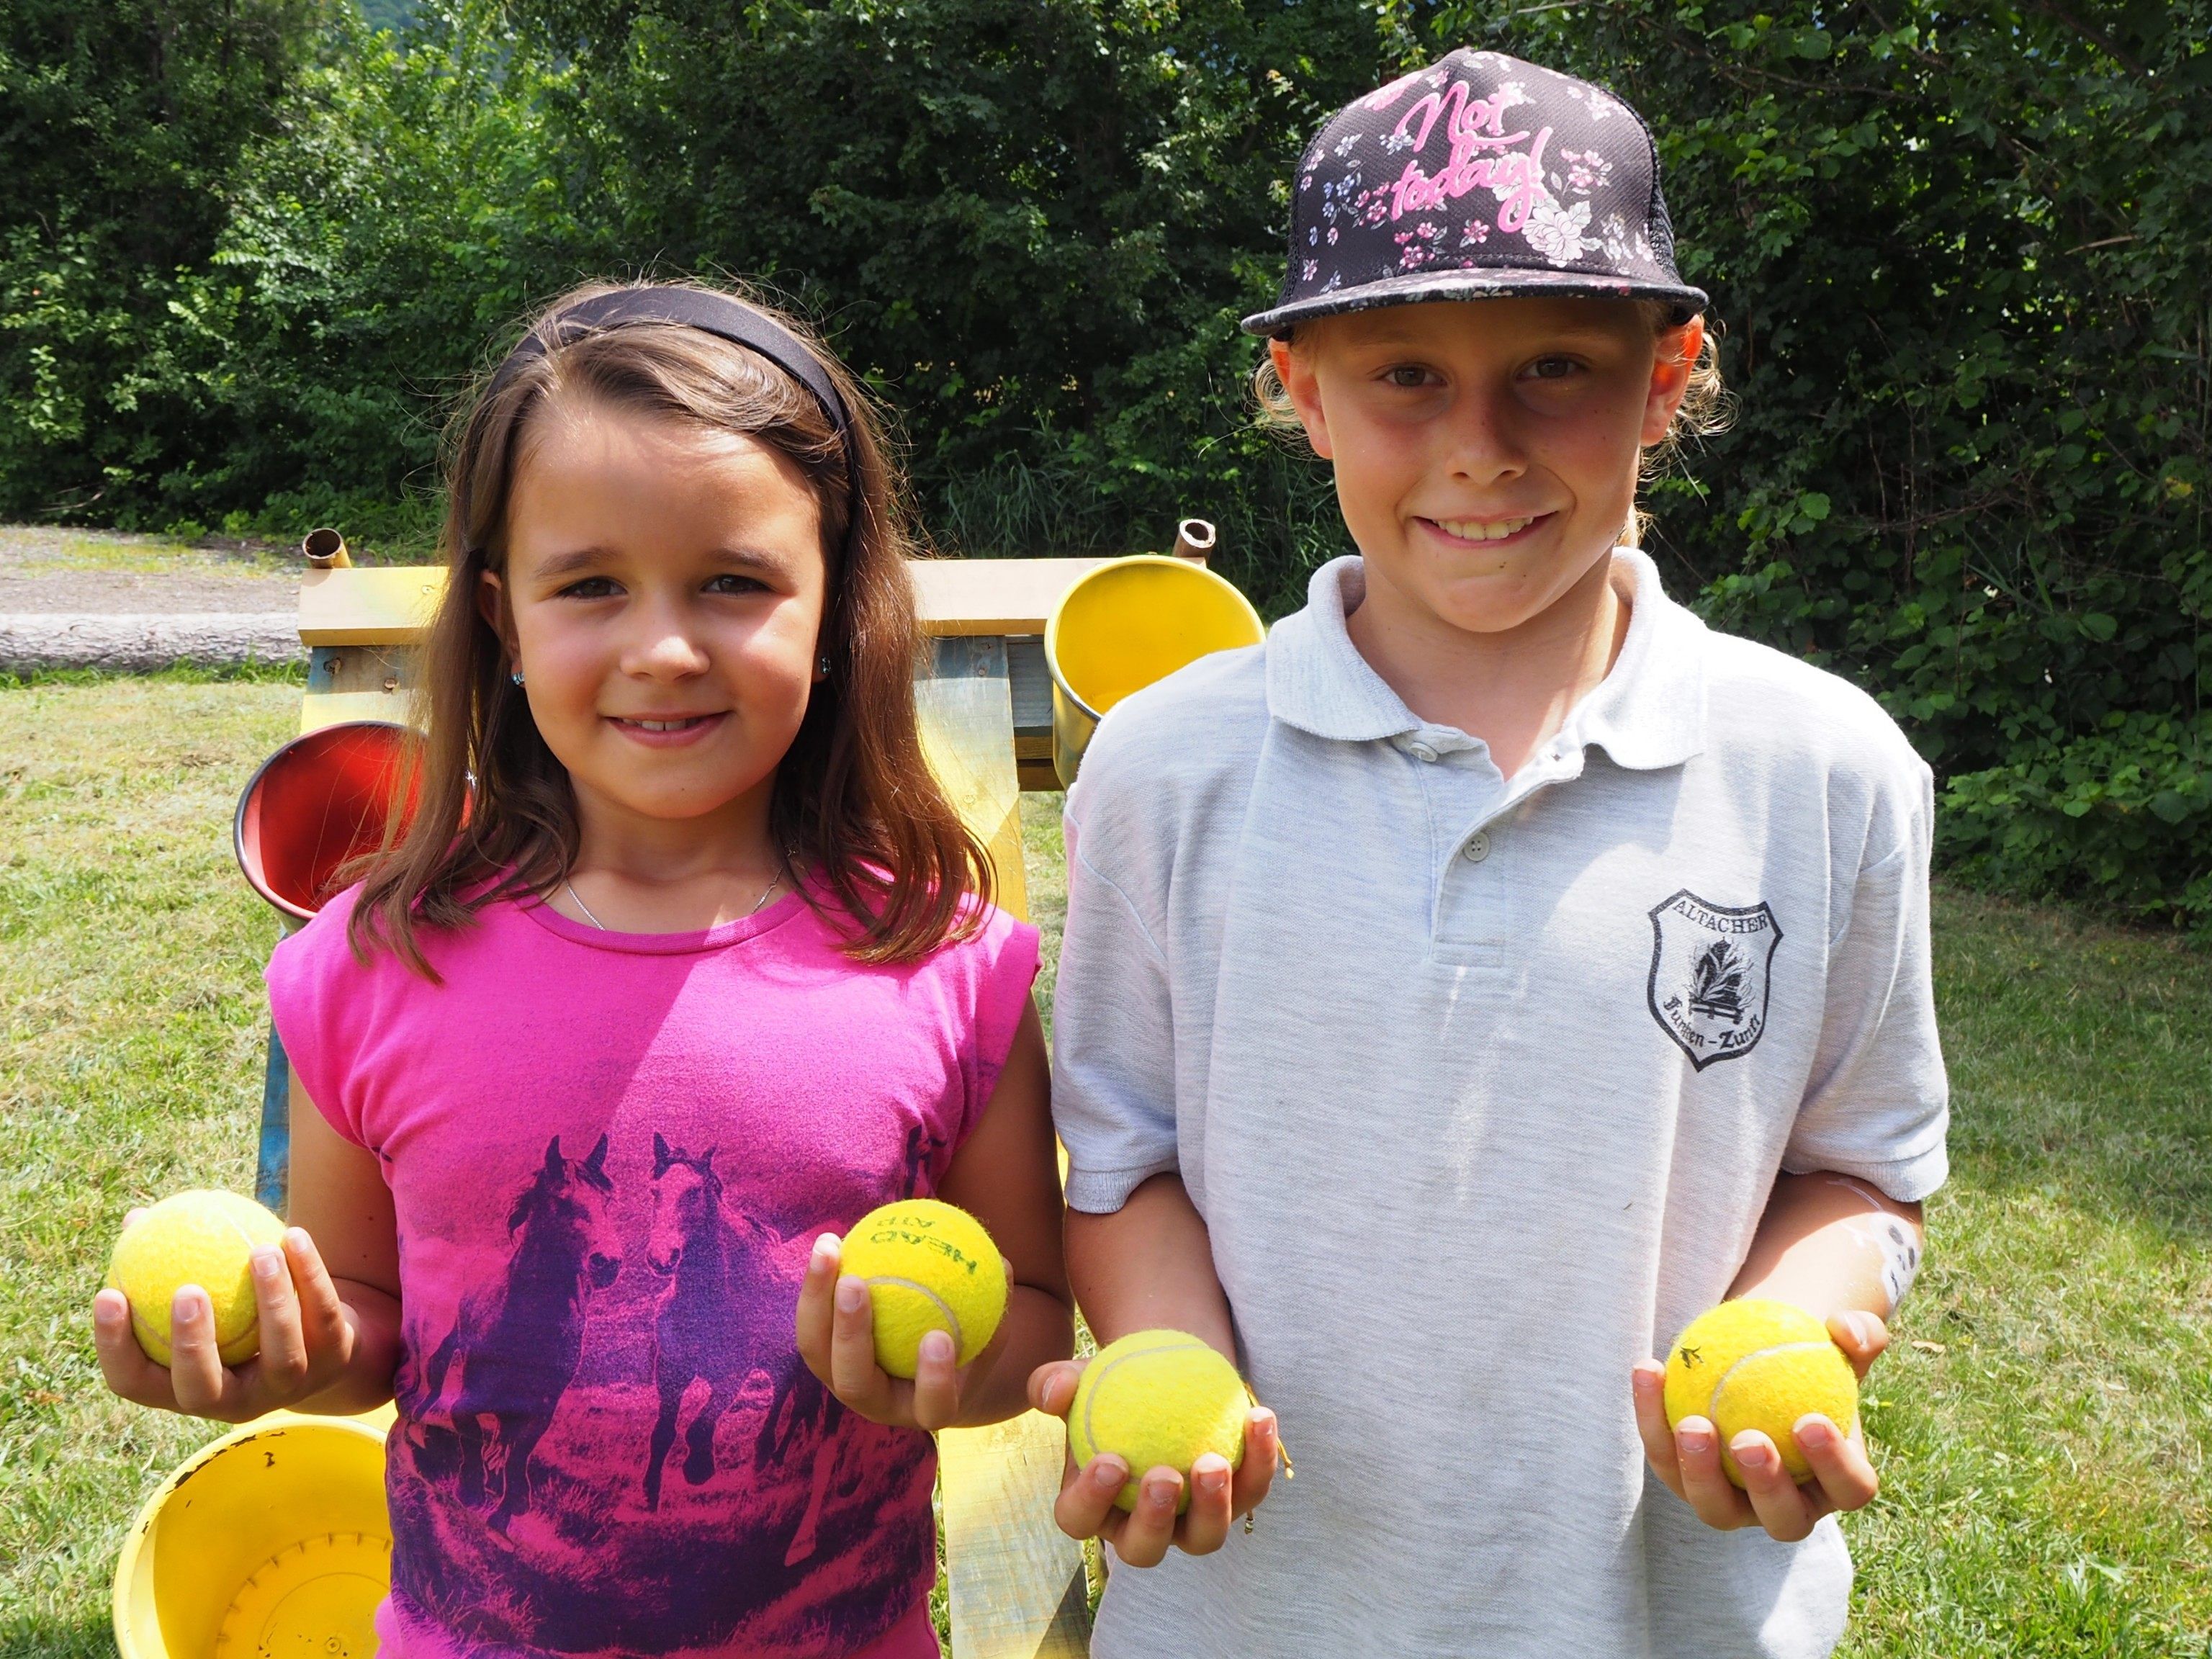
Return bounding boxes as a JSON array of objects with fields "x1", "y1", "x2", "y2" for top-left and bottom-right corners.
[
  {"x1": 0, "y1": 527, "x2": 305, "y2": 670},
  {"x1": 0, "y1": 526, "x2": 299, "y2": 613}
]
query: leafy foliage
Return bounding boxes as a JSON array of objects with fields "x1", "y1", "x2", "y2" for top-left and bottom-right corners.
[
  {"x1": 1448, "y1": 0, "x2": 2211, "y2": 928},
  {"x1": 0, "y1": 0, "x2": 2206, "y2": 921},
  {"x1": 500, "y1": 0, "x2": 1382, "y2": 606},
  {"x1": 0, "y1": 0, "x2": 318, "y2": 519}
]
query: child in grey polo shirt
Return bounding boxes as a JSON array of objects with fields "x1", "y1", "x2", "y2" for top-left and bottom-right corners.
[{"x1": 1025, "y1": 49, "x2": 1947, "y2": 1659}]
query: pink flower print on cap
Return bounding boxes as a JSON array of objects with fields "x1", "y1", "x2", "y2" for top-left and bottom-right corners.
[{"x1": 1244, "y1": 47, "x2": 1705, "y2": 337}]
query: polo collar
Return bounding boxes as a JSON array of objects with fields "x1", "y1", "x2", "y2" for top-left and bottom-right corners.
[
  {"x1": 1264, "y1": 548, "x2": 1707, "y2": 770},
  {"x1": 1264, "y1": 557, "x2": 1417, "y2": 742}
]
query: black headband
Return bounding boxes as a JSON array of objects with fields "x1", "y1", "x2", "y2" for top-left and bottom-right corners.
[{"x1": 482, "y1": 287, "x2": 863, "y2": 540}]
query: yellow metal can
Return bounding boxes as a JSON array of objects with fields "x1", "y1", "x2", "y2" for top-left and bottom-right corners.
[{"x1": 1045, "y1": 555, "x2": 1264, "y2": 787}]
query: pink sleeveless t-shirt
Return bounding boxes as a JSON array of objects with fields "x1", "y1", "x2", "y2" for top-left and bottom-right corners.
[{"x1": 266, "y1": 880, "x2": 1038, "y2": 1659}]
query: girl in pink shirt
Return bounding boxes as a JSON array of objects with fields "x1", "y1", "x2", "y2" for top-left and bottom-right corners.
[{"x1": 94, "y1": 282, "x2": 1074, "y2": 1659}]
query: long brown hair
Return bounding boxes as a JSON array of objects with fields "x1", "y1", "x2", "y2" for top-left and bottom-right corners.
[{"x1": 350, "y1": 279, "x2": 992, "y2": 976}]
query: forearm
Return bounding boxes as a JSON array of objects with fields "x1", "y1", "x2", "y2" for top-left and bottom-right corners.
[
  {"x1": 295, "y1": 1279, "x2": 404, "y2": 1416},
  {"x1": 1066, "y1": 1174, "x2": 1235, "y2": 1357},
  {"x1": 1730, "y1": 1171, "x2": 1925, "y2": 1322},
  {"x1": 953, "y1": 1285, "x2": 1075, "y2": 1426}
]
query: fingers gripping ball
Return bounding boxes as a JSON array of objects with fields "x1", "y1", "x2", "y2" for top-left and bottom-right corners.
[
  {"x1": 1663, "y1": 1298, "x2": 1858, "y2": 1485},
  {"x1": 839, "y1": 1199, "x2": 1008, "y2": 1378},
  {"x1": 104, "y1": 1190, "x2": 287, "y2": 1367},
  {"x1": 1067, "y1": 1330, "x2": 1251, "y2": 1514}
]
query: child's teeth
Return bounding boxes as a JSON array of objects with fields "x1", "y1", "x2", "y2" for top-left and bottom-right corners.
[{"x1": 1438, "y1": 516, "x2": 1534, "y2": 542}]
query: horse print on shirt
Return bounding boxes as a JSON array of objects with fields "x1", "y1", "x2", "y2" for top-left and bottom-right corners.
[
  {"x1": 386, "y1": 1127, "x2": 938, "y2": 1656},
  {"x1": 643, "y1": 1133, "x2": 842, "y2": 1547},
  {"x1": 415, "y1": 1132, "x2": 619, "y2": 1534},
  {"x1": 1647, "y1": 889, "x2": 1782, "y2": 1069}
]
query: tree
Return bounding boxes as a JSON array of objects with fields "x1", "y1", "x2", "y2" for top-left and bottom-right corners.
[
  {"x1": 1443, "y1": 0, "x2": 2211, "y2": 923},
  {"x1": 0, "y1": 0, "x2": 319, "y2": 516}
]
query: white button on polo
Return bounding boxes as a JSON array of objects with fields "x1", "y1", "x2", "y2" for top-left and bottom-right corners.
[
  {"x1": 1462, "y1": 830, "x2": 1491, "y2": 863},
  {"x1": 1407, "y1": 741, "x2": 1439, "y2": 763}
]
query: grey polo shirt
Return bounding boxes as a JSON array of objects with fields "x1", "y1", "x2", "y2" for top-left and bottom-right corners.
[{"x1": 1052, "y1": 550, "x2": 1948, "y2": 1659}]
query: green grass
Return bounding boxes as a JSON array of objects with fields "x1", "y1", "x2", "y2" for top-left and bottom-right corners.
[
  {"x1": 1841, "y1": 892, "x2": 2212, "y2": 1656},
  {"x1": 0, "y1": 676, "x2": 302, "y2": 1659},
  {"x1": 1, "y1": 678, "x2": 2207, "y2": 1656},
  {"x1": 0, "y1": 519, "x2": 441, "y2": 575}
]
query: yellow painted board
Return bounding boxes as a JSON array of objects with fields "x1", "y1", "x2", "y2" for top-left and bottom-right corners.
[
  {"x1": 909, "y1": 558, "x2": 1110, "y2": 638},
  {"x1": 298, "y1": 559, "x2": 1146, "y2": 647},
  {"x1": 300, "y1": 691, "x2": 413, "y2": 734},
  {"x1": 915, "y1": 671, "x2": 1030, "y2": 924},
  {"x1": 298, "y1": 567, "x2": 446, "y2": 647}
]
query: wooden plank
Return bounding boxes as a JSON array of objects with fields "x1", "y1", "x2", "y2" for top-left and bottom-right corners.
[
  {"x1": 1006, "y1": 637, "x2": 1051, "y2": 739},
  {"x1": 298, "y1": 567, "x2": 446, "y2": 646},
  {"x1": 308, "y1": 643, "x2": 418, "y2": 699},
  {"x1": 914, "y1": 637, "x2": 1029, "y2": 923},
  {"x1": 256, "y1": 1024, "x2": 292, "y2": 1214},
  {"x1": 300, "y1": 690, "x2": 412, "y2": 734},
  {"x1": 1015, "y1": 758, "x2": 1062, "y2": 796},
  {"x1": 912, "y1": 634, "x2": 1090, "y2": 1658},
  {"x1": 911, "y1": 550, "x2": 1204, "y2": 637},
  {"x1": 298, "y1": 646, "x2": 416, "y2": 734},
  {"x1": 909, "y1": 559, "x2": 1108, "y2": 637},
  {"x1": 298, "y1": 559, "x2": 1164, "y2": 648},
  {"x1": 938, "y1": 1415, "x2": 1092, "y2": 1658}
]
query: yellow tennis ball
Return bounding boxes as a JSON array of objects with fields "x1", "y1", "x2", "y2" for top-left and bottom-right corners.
[
  {"x1": 1066, "y1": 1330, "x2": 1251, "y2": 1514},
  {"x1": 839, "y1": 1199, "x2": 1007, "y2": 1378},
  {"x1": 104, "y1": 1190, "x2": 287, "y2": 1367},
  {"x1": 1663, "y1": 1298, "x2": 1858, "y2": 1485}
]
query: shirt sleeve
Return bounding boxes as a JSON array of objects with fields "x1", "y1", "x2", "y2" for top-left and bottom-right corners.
[
  {"x1": 1051, "y1": 805, "x2": 1183, "y2": 1214},
  {"x1": 1782, "y1": 762, "x2": 1950, "y2": 1202},
  {"x1": 264, "y1": 887, "x2": 376, "y2": 1150}
]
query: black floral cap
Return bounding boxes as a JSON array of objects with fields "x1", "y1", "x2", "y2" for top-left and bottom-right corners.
[{"x1": 1243, "y1": 49, "x2": 1707, "y2": 338}]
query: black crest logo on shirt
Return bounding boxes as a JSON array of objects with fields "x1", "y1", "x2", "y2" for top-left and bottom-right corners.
[{"x1": 1646, "y1": 890, "x2": 1782, "y2": 1069}]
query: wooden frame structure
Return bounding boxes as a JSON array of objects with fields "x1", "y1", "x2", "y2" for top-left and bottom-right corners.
[{"x1": 257, "y1": 554, "x2": 1164, "y2": 1657}]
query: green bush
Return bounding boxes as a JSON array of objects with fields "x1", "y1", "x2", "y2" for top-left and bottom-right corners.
[
  {"x1": 1455, "y1": 0, "x2": 2211, "y2": 929},
  {"x1": 1942, "y1": 713, "x2": 2212, "y2": 925},
  {"x1": 0, "y1": 0, "x2": 317, "y2": 518},
  {"x1": 0, "y1": 0, "x2": 2206, "y2": 924}
]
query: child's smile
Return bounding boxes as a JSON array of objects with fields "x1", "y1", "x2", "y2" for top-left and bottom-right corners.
[
  {"x1": 607, "y1": 711, "x2": 732, "y2": 747},
  {"x1": 1424, "y1": 513, "x2": 1550, "y2": 546}
]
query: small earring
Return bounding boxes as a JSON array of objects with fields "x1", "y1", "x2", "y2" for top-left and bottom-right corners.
[
  {"x1": 511, "y1": 667, "x2": 525, "y2": 686},
  {"x1": 818, "y1": 655, "x2": 832, "y2": 676}
]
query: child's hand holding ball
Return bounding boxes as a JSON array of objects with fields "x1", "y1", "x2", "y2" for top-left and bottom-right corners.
[
  {"x1": 92, "y1": 1190, "x2": 359, "y2": 1424},
  {"x1": 1632, "y1": 1297, "x2": 1889, "y2": 1542},
  {"x1": 1029, "y1": 1330, "x2": 1287, "y2": 1568},
  {"x1": 796, "y1": 1199, "x2": 1010, "y2": 1431}
]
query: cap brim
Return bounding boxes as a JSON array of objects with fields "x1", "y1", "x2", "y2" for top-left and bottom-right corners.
[{"x1": 1241, "y1": 266, "x2": 1709, "y2": 337}]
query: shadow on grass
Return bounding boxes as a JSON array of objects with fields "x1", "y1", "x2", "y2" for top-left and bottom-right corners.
[{"x1": 1933, "y1": 884, "x2": 2212, "y2": 1244}]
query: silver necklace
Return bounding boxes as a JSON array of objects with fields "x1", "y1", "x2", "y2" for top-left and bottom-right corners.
[{"x1": 562, "y1": 871, "x2": 783, "y2": 932}]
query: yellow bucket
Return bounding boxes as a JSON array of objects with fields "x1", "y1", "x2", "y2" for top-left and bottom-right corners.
[
  {"x1": 114, "y1": 1411, "x2": 393, "y2": 1659},
  {"x1": 1045, "y1": 554, "x2": 1264, "y2": 786}
]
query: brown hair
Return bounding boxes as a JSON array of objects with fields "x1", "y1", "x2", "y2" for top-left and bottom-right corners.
[
  {"x1": 349, "y1": 279, "x2": 992, "y2": 976},
  {"x1": 1248, "y1": 301, "x2": 1732, "y2": 543}
]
